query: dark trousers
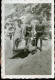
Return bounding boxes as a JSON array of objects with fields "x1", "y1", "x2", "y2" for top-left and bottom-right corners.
[
  {"x1": 25, "y1": 32, "x2": 32, "y2": 45},
  {"x1": 36, "y1": 32, "x2": 43, "y2": 51}
]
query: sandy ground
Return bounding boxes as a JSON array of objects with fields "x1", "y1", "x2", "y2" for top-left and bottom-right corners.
[{"x1": 5, "y1": 37, "x2": 52, "y2": 75}]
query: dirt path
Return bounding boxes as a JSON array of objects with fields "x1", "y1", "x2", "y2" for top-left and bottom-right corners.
[{"x1": 5, "y1": 38, "x2": 51, "y2": 75}]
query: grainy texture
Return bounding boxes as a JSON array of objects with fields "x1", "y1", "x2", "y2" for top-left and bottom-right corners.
[
  {"x1": 4, "y1": 3, "x2": 52, "y2": 75},
  {"x1": 5, "y1": 38, "x2": 51, "y2": 75}
]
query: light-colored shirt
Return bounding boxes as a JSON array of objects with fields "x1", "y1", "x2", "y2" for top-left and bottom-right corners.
[{"x1": 14, "y1": 25, "x2": 21, "y2": 40}]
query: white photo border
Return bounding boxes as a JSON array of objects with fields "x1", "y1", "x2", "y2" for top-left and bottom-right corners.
[{"x1": 1, "y1": 0, "x2": 54, "y2": 79}]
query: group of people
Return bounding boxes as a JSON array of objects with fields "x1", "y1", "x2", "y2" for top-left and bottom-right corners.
[
  {"x1": 12, "y1": 16, "x2": 45, "y2": 53},
  {"x1": 5, "y1": 16, "x2": 47, "y2": 56}
]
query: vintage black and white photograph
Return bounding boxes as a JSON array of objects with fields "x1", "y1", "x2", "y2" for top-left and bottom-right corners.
[{"x1": 2, "y1": 0, "x2": 54, "y2": 79}]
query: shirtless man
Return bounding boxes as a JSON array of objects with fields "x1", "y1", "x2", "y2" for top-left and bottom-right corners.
[
  {"x1": 35, "y1": 17, "x2": 45, "y2": 51},
  {"x1": 24, "y1": 22, "x2": 33, "y2": 46}
]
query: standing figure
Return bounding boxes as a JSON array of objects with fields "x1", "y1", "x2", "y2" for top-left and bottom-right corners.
[
  {"x1": 9, "y1": 33, "x2": 12, "y2": 40},
  {"x1": 25, "y1": 22, "x2": 33, "y2": 46},
  {"x1": 13, "y1": 19, "x2": 23, "y2": 50},
  {"x1": 35, "y1": 17, "x2": 45, "y2": 51}
]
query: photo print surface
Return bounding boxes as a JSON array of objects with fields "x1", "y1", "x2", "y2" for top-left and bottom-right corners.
[{"x1": 2, "y1": 0, "x2": 54, "y2": 79}]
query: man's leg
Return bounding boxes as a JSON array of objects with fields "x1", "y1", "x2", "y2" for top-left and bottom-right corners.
[
  {"x1": 40, "y1": 34, "x2": 44, "y2": 51},
  {"x1": 36, "y1": 37, "x2": 39, "y2": 51},
  {"x1": 40, "y1": 39, "x2": 42, "y2": 51},
  {"x1": 13, "y1": 39, "x2": 17, "y2": 54}
]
